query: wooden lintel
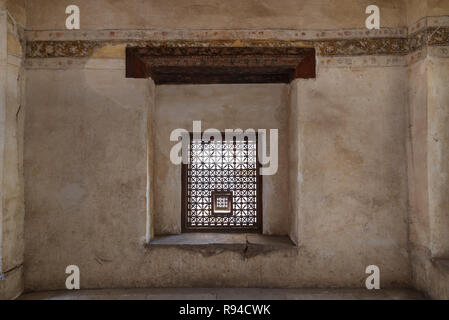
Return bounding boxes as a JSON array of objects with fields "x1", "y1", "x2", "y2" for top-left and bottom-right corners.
[
  {"x1": 126, "y1": 45, "x2": 316, "y2": 83},
  {"x1": 126, "y1": 47, "x2": 150, "y2": 79},
  {"x1": 295, "y1": 49, "x2": 316, "y2": 79}
]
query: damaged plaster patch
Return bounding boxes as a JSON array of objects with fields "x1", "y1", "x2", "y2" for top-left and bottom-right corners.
[{"x1": 58, "y1": 183, "x2": 86, "y2": 209}]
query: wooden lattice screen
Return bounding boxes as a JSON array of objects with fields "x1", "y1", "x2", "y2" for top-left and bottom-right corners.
[{"x1": 182, "y1": 134, "x2": 262, "y2": 232}]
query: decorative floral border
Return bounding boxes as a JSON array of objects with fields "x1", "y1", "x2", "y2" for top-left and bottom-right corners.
[
  {"x1": 315, "y1": 38, "x2": 408, "y2": 56},
  {"x1": 26, "y1": 27, "x2": 449, "y2": 58}
]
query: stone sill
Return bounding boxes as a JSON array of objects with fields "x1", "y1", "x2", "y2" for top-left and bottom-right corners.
[{"x1": 146, "y1": 233, "x2": 297, "y2": 258}]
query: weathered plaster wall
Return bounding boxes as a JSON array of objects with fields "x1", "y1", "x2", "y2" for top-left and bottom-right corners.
[
  {"x1": 405, "y1": 0, "x2": 449, "y2": 300},
  {"x1": 146, "y1": 78, "x2": 156, "y2": 242},
  {"x1": 426, "y1": 52, "x2": 449, "y2": 299},
  {"x1": 292, "y1": 64, "x2": 411, "y2": 283},
  {"x1": 153, "y1": 84, "x2": 289, "y2": 235},
  {"x1": 27, "y1": 0, "x2": 406, "y2": 31},
  {"x1": 0, "y1": 0, "x2": 26, "y2": 300},
  {"x1": 427, "y1": 54, "x2": 449, "y2": 259},
  {"x1": 287, "y1": 81, "x2": 300, "y2": 245},
  {"x1": 407, "y1": 48, "x2": 449, "y2": 299},
  {"x1": 23, "y1": 57, "x2": 151, "y2": 290},
  {"x1": 0, "y1": 1, "x2": 26, "y2": 27},
  {"x1": 406, "y1": 0, "x2": 449, "y2": 24},
  {"x1": 22, "y1": 57, "x2": 412, "y2": 291},
  {"x1": 19, "y1": 0, "x2": 449, "y2": 294},
  {"x1": 407, "y1": 56, "x2": 429, "y2": 297}
]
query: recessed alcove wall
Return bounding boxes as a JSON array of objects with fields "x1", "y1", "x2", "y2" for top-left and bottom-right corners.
[
  {"x1": 135, "y1": 44, "x2": 315, "y2": 239},
  {"x1": 152, "y1": 83, "x2": 290, "y2": 236}
]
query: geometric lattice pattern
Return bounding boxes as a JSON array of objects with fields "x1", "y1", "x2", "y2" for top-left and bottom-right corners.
[
  {"x1": 185, "y1": 136, "x2": 259, "y2": 231},
  {"x1": 216, "y1": 197, "x2": 229, "y2": 209},
  {"x1": 212, "y1": 191, "x2": 233, "y2": 215}
]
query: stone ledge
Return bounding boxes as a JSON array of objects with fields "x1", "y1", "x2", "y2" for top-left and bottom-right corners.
[{"x1": 146, "y1": 233, "x2": 297, "y2": 258}]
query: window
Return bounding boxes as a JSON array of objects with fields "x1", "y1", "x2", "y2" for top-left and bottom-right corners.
[{"x1": 182, "y1": 133, "x2": 262, "y2": 232}]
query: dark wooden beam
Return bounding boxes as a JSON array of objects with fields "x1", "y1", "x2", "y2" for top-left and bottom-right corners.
[
  {"x1": 126, "y1": 47, "x2": 150, "y2": 79},
  {"x1": 141, "y1": 55, "x2": 303, "y2": 68},
  {"x1": 154, "y1": 73, "x2": 293, "y2": 85},
  {"x1": 295, "y1": 49, "x2": 316, "y2": 79},
  {"x1": 126, "y1": 45, "x2": 316, "y2": 84}
]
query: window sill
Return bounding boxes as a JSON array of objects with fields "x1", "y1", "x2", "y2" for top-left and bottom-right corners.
[{"x1": 146, "y1": 233, "x2": 297, "y2": 258}]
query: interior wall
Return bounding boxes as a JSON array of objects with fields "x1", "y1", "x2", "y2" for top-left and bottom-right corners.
[
  {"x1": 19, "y1": 0, "x2": 449, "y2": 294},
  {"x1": 26, "y1": 0, "x2": 406, "y2": 30},
  {"x1": 153, "y1": 84, "x2": 289, "y2": 235},
  {"x1": 406, "y1": 0, "x2": 449, "y2": 24},
  {"x1": 426, "y1": 53, "x2": 449, "y2": 299},
  {"x1": 290, "y1": 63, "x2": 411, "y2": 282},
  {"x1": 405, "y1": 0, "x2": 449, "y2": 300},
  {"x1": 407, "y1": 49, "x2": 449, "y2": 301},
  {"x1": 23, "y1": 57, "x2": 150, "y2": 291},
  {"x1": 287, "y1": 81, "x2": 300, "y2": 244},
  {"x1": 0, "y1": 0, "x2": 26, "y2": 300},
  {"x1": 407, "y1": 51, "x2": 449, "y2": 300},
  {"x1": 407, "y1": 55, "x2": 429, "y2": 294},
  {"x1": 427, "y1": 55, "x2": 449, "y2": 258},
  {"x1": 147, "y1": 78, "x2": 156, "y2": 242},
  {"x1": 23, "y1": 61, "x2": 412, "y2": 291}
]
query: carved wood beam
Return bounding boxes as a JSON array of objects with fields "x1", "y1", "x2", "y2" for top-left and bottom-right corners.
[{"x1": 126, "y1": 46, "x2": 316, "y2": 84}]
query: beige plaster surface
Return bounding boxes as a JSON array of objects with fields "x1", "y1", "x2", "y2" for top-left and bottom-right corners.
[
  {"x1": 290, "y1": 66, "x2": 411, "y2": 283},
  {"x1": 22, "y1": 60, "x2": 412, "y2": 291},
  {"x1": 26, "y1": 0, "x2": 407, "y2": 31},
  {"x1": 406, "y1": 57, "x2": 430, "y2": 298},
  {"x1": 407, "y1": 0, "x2": 449, "y2": 25},
  {"x1": 6, "y1": 0, "x2": 449, "y2": 299},
  {"x1": 0, "y1": 4, "x2": 26, "y2": 300},
  {"x1": 427, "y1": 56, "x2": 449, "y2": 258},
  {"x1": 405, "y1": 44, "x2": 449, "y2": 301},
  {"x1": 0, "y1": 266, "x2": 23, "y2": 299},
  {"x1": 287, "y1": 81, "x2": 300, "y2": 244},
  {"x1": 1, "y1": 0, "x2": 26, "y2": 27},
  {"x1": 407, "y1": 58, "x2": 430, "y2": 251},
  {"x1": 406, "y1": 49, "x2": 449, "y2": 300},
  {"x1": 24, "y1": 65, "x2": 149, "y2": 291}
]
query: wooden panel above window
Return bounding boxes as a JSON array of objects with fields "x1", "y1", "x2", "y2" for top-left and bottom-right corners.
[{"x1": 126, "y1": 42, "x2": 316, "y2": 84}]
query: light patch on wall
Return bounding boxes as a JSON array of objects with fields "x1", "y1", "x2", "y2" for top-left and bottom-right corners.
[
  {"x1": 82, "y1": 54, "x2": 147, "y2": 112},
  {"x1": 6, "y1": 33, "x2": 22, "y2": 56},
  {"x1": 297, "y1": 171, "x2": 303, "y2": 183},
  {"x1": 58, "y1": 183, "x2": 86, "y2": 209},
  {"x1": 92, "y1": 44, "x2": 126, "y2": 59}
]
